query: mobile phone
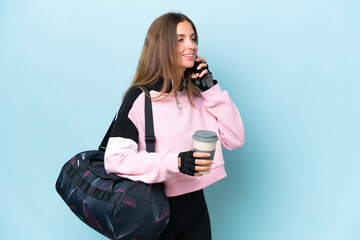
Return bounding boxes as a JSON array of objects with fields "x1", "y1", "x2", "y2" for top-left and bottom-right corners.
[{"x1": 191, "y1": 61, "x2": 203, "y2": 74}]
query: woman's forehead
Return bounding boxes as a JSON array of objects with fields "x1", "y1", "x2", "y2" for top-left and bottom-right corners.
[{"x1": 177, "y1": 21, "x2": 195, "y2": 35}]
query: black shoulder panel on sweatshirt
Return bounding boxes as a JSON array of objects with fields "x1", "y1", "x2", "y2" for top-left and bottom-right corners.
[
  {"x1": 119, "y1": 87, "x2": 143, "y2": 115},
  {"x1": 109, "y1": 87, "x2": 144, "y2": 143}
]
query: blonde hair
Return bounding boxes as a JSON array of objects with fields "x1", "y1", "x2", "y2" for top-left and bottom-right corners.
[{"x1": 125, "y1": 12, "x2": 201, "y2": 101}]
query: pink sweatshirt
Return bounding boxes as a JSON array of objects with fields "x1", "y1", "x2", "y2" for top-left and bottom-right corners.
[{"x1": 104, "y1": 82, "x2": 245, "y2": 197}]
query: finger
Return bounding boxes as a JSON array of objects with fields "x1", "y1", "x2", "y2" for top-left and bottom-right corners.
[
  {"x1": 193, "y1": 152, "x2": 211, "y2": 158},
  {"x1": 191, "y1": 73, "x2": 200, "y2": 79},
  {"x1": 195, "y1": 165, "x2": 212, "y2": 172},
  {"x1": 199, "y1": 69, "x2": 209, "y2": 78},
  {"x1": 196, "y1": 62, "x2": 208, "y2": 71},
  {"x1": 196, "y1": 56, "x2": 206, "y2": 63},
  {"x1": 199, "y1": 62, "x2": 208, "y2": 69},
  {"x1": 195, "y1": 159, "x2": 213, "y2": 165},
  {"x1": 195, "y1": 62, "x2": 207, "y2": 70},
  {"x1": 194, "y1": 58, "x2": 202, "y2": 66}
]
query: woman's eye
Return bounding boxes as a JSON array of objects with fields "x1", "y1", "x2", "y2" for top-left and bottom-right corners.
[
  {"x1": 177, "y1": 38, "x2": 183, "y2": 42},
  {"x1": 192, "y1": 38, "x2": 196, "y2": 42}
]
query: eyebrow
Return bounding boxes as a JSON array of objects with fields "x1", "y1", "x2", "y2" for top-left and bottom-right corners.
[{"x1": 177, "y1": 33, "x2": 196, "y2": 37}]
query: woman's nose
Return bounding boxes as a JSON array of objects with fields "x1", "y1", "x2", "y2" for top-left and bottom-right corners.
[{"x1": 186, "y1": 39, "x2": 195, "y2": 49}]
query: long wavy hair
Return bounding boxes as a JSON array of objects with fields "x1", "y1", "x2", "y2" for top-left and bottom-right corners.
[{"x1": 125, "y1": 12, "x2": 201, "y2": 102}]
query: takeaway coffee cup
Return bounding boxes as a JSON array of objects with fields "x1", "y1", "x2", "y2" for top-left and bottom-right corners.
[{"x1": 192, "y1": 130, "x2": 219, "y2": 175}]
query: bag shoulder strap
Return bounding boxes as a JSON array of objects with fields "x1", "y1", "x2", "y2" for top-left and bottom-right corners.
[
  {"x1": 98, "y1": 87, "x2": 155, "y2": 153},
  {"x1": 143, "y1": 88, "x2": 156, "y2": 152}
]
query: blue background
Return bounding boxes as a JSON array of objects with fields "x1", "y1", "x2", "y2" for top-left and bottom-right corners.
[{"x1": 1, "y1": 0, "x2": 359, "y2": 239}]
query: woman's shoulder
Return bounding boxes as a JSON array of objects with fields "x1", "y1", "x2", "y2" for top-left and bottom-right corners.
[{"x1": 119, "y1": 86, "x2": 144, "y2": 115}]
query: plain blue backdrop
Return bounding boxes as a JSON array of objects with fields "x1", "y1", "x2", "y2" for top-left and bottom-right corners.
[{"x1": 1, "y1": 0, "x2": 359, "y2": 239}]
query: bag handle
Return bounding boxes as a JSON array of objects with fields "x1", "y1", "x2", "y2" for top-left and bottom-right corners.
[
  {"x1": 88, "y1": 161, "x2": 121, "y2": 180},
  {"x1": 98, "y1": 87, "x2": 155, "y2": 153}
]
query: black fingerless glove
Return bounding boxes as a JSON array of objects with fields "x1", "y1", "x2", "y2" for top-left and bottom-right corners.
[
  {"x1": 192, "y1": 72, "x2": 218, "y2": 92},
  {"x1": 178, "y1": 150, "x2": 196, "y2": 176}
]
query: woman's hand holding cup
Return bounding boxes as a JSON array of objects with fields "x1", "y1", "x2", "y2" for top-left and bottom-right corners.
[
  {"x1": 178, "y1": 151, "x2": 213, "y2": 176},
  {"x1": 194, "y1": 152, "x2": 214, "y2": 177},
  {"x1": 178, "y1": 129, "x2": 219, "y2": 177}
]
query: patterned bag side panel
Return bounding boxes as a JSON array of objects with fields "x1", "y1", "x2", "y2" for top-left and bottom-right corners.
[{"x1": 56, "y1": 150, "x2": 170, "y2": 240}]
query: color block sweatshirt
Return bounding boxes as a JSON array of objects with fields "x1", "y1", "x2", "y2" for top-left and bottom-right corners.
[{"x1": 104, "y1": 79, "x2": 245, "y2": 197}]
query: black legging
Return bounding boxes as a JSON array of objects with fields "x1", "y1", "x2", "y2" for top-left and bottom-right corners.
[{"x1": 157, "y1": 189, "x2": 212, "y2": 240}]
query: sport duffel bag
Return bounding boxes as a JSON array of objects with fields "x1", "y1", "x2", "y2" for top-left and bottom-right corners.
[{"x1": 55, "y1": 87, "x2": 170, "y2": 240}]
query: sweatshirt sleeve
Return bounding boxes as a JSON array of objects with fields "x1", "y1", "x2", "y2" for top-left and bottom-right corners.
[
  {"x1": 201, "y1": 83, "x2": 245, "y2": 150},
  {"x1": 104, "y1": 87, "x2": 179, "y2": 184}
]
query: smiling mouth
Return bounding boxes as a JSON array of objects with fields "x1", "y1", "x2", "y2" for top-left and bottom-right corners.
[{"x1": 183, "y1": 54, "x2": 195, "y2": 59}]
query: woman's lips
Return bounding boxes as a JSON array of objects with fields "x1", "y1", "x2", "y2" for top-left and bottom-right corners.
[{"x1": 183, "y1": 54, "x2": 194, "y2": 59}]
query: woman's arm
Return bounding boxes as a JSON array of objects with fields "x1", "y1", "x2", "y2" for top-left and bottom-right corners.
[
  {"x1": 105, "y1": 141, "x2": 179, "y2": 184},
  {"x1": 104, "y1": 88, "x2": 180, "y2": 183},
  {"x1": 201, "y1": 82, "x2": 245, "y2": 150},
  {"x1": 190, "y1": 56, "x2": 245, "y2": 150}
]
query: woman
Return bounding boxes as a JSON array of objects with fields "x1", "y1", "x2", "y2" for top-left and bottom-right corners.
[{"x1": 104, "y1": 12, "x2": 245, "y2": 240}]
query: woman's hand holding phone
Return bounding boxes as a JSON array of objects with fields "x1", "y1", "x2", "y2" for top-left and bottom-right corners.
[
  {"x1": 190, "y1": 56, "x2": 216, "y2": 91},
  {"x1": 191, "y1": 56, "x2": 209, "y2": 79}
]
